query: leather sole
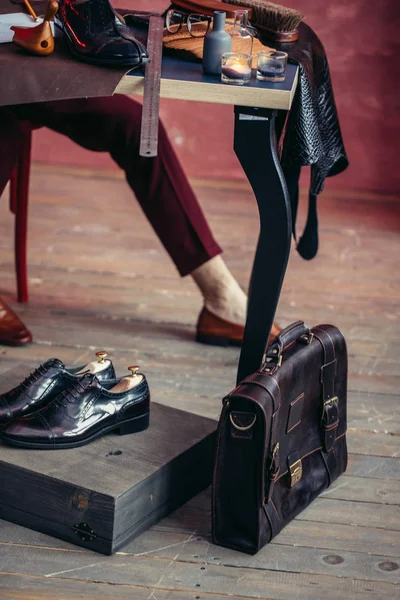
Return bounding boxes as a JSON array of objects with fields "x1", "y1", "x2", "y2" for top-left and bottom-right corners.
[
  {"x1": 0, "y1": 334, "x2": 32, "y2": 347},
  {"x1": 196, "y1": 332, "x2": 242, "y2": 347},
  {"x1": 196, "y1": 330, "x2": 279, "y2": 348},
  {"x1": 0, "y1": 411, "x2": 149, "y2": 450}
]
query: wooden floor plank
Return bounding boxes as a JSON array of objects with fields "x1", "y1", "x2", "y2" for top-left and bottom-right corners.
[
  {"x1": 320, "y1": 475, "x2": 400, "y2": 505},
  {"x1": 297, "y1": 498, "x2": 400, "y2": 531},
  {"x1": 346, "y1": 431, "x2": 399, "y2": 458},
  {"x1": 0, "y1": 573, "x2": 260, "y2": 600},
  {"x1": 0, "y1": 166, "x2": 399, "y2": 599},
  {"x1": 1, "y1": 515, "x2": 400, "y2": 562},
  {"x1": 0, "y1": 545, "x2": 398, "y2": 599}
]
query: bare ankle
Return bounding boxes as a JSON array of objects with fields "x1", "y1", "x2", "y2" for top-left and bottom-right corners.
[{"x1": 190, "y1": 257, "x2": 247, "y2": 325}]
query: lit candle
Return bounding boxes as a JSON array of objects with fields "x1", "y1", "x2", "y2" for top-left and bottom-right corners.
[
  {"x1": 221, "y1": 53, "x2": 252, "y2": 85},
  {"x1": 222, "y1": 61, "x2": 251, "y2": 79}
]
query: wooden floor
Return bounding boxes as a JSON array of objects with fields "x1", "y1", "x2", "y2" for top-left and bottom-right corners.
[{"x1": 0, "y1": 165, "x2": 399, "y2": 599}]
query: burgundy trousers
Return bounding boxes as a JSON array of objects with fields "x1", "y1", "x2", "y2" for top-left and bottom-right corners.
[{"x1": 0, "y1": 95, "x2": 221, "y2": 276}]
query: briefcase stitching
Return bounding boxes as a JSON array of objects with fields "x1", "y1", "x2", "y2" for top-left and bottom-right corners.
[{"x1": 286, "y1": 392, "x2": 304, "y2": 433}]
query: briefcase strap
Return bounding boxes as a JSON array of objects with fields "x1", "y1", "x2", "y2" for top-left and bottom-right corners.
[{"x1": 313, "y1": 327, "x2": 339, "y2": 452}]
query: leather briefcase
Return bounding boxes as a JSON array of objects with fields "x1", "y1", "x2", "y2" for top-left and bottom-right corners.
[{"x1": 212, "y1": 321, "x2": 348, "y2": 554}]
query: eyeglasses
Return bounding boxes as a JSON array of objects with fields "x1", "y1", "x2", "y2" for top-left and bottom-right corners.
[{"x1": 165, "y1": 10, "x2": 212, "y2": 38}]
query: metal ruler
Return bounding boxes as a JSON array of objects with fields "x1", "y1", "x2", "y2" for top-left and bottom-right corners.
[{"x1": 139, "y1": 15, "x2": 164, "y2": 158}]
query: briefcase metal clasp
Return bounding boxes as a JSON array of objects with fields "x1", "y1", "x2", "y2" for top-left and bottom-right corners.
[{"x1": 290, "y1": 459, "x2": 302, "y2": 487}]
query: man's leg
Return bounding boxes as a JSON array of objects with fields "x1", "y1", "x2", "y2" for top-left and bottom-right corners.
[
  {"x1": 0, "y1": 108, "x2": 25, "y2": 197},
  {"x1": 13, "y1": 97, "x2": 248, "y2": 327},
  {"x1": 0, "y1": 108, "x2": 32, "y2": 345}
]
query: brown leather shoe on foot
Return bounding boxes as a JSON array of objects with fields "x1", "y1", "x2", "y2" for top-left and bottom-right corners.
[
  {"x1": 196, "y1": 306, "x2": 281, "y2": 347},
  {"x1": 0, "y1": 297, "x2": 32, "y2": 346}
]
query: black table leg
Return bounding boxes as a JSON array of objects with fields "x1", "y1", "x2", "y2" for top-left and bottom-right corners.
[{"x1": 234, "y1": 105, "x2": 292, "y2": 384}]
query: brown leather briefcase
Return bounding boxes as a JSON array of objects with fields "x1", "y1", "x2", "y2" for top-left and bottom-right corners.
[{"x1": 212, "y1": 321, "x2": 348, "y2": 554}]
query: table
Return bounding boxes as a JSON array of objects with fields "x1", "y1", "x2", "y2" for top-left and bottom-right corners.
[
  {"x1": 118, "y1": 56, "x2": 298, "y2": 383},
  {"x1": 0, "y1": 34, "x2": 298, "y2": 384}
]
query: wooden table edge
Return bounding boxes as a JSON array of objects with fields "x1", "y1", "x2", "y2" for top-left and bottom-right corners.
[{"x1": 114, "y1": 66, "x2": 299, "y2": 111}]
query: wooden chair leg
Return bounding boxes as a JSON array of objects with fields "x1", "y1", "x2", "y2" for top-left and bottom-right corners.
[{"x1": 14, "y1": 130, "x2": 32, "y2": 303}]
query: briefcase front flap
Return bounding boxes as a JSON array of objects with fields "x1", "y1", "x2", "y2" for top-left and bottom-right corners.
[{"x1": 260, "y1": 323, "x2": 347, "y2": 500}]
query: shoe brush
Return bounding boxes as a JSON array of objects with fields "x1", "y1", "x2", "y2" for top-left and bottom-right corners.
[{"x1": 222, "y1": 0, "x2": 304, "y2": 42}]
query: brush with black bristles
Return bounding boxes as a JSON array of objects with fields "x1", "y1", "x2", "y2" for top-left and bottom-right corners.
[{"x1": 223, "y1": 0, "x2": 304, "y2": 42}]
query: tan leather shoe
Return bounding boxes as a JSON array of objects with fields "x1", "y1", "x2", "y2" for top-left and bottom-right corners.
[
  {"x1": 196, "y1": 306, "x2": 281, "y2": 347},
  {"x1": 0, "y1": 297, "x2": 32, "y2": 346}
]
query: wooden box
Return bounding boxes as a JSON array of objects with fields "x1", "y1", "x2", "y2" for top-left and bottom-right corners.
[{"x1": 0, "y1": 368, "x2": 216, "y2": 555}]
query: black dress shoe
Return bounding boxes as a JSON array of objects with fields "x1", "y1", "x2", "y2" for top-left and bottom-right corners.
[
  {"x1": 0, "y1": 354, "x2": 115, "y2": 428},
  {"x1": 55, "y1": 0, "x2": 149, "y2": 67},
  {"x1": 0, "y1": 372, "x2": 150, "y2": 449}
]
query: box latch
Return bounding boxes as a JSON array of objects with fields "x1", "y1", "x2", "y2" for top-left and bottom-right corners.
[{"x1": 73, "y1": 522, "x2": 97, "y2": 542}]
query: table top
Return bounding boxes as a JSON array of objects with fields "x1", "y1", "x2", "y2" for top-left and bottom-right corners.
[
  {"x1": 115, "y1": 56, "x2": 298, "y2": 111},
  {"x1": 0, "y1": 0, "x2": 298, "y2": 109},
  {"x1": 0, "y1": 39, "x2": 298, "y2": 110},
  {"x1": 0, "y1": 36, "x2": 297, "y2": 110}
]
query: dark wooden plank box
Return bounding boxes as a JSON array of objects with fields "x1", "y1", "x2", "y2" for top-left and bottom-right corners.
[{"x1": 0, "y1": 367, "x2": 216, "y2": 555}]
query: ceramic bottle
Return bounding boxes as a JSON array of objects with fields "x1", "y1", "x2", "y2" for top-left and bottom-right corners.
[{"x1": 202, "y1": 11, "x2": 232, "y2": 75}]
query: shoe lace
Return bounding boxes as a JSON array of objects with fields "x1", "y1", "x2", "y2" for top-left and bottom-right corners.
[
  {"x1": 89, "y1": 0, "x2": 115, "y2": 31},
  {"x1": 19, "y1": 364, "x2": 50, "y2": 391},
  {"x1": 54, "y1": 376, "x2": 93, "y2": 408}
]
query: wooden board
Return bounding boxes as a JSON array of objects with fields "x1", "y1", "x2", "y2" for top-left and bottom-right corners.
[
  {"x1": 115, "y1": 55, "x2": 299, "y2": 110},
  {"x1": 0, "y1": 378, "x2": 216, "y2": 554}
]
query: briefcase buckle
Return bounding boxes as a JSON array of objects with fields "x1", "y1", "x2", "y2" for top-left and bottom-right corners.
[
  {"x1": 323, "y1": 396, "x2": 339, "y2": 425},
  {"x1": 324, "y1": 396, "x2": 339, "y2": 408},
  {"x1": 290, "y1": 459, "x2": 302, "y2": 487}
]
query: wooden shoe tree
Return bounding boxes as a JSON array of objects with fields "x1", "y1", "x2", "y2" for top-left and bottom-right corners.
[
  {"x1": 11, "y1": 0, "x2": 58, "y2": 56},
  {"x1": 110, "y1": 366, "x2": 144, "y2": 393},
  {"x1": 75, "y1": 351, "x2": 112, "y2": 376}
]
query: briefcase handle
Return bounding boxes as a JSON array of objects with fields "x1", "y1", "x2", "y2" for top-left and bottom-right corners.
[{"x1": 263, "y1": 321, "x2": 312, "y2": 368}]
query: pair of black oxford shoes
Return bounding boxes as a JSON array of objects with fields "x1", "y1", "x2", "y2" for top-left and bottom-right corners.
[
  {"x1": 54, "y1": 0, "x2": 149, "y2": 67},
  {"x1": 0, "y1": 352, "x2": 150, "y2": 450}
]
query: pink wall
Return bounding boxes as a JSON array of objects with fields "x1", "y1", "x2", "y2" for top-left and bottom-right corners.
[{"x1": 31, "y1": 0, "x2": 400, "y2": 193}]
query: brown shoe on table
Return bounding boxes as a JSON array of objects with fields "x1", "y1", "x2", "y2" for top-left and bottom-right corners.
[
  {"x1": 196, "y1": 306, "x2": 281, "y2": 347},
  {"x1": 0, "y1": 297, "x2": 32, "y2": 346}
]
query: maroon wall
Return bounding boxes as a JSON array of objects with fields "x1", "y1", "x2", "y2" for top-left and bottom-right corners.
[{"x1": 32, "y1": 0, "x2": 400, "y2": 192}]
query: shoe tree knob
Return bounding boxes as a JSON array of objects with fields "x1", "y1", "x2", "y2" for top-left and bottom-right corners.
[
  {"x1": 109, "y1": 365, "x2": 142, "y2": 393},
  {"x1": 96, "y1": 351, "x2": 108, "y2": 364},
  {"x1": 128, "y1": 366, "x2": 140, "y2": 378},
  {"x1": 11, "y1": 0, "x2": 58, "y2": 56}
]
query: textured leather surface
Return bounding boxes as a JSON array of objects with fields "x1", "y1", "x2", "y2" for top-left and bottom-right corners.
[
  {"x1": 0, "y1": 357, "x2": 116, "y2": 426},
  {"x1": 212, "y1": 322, "x2": 348, "y2": 554},
  {"x1": 54, "y1": 0, "x2": 149, "y2": 66},
  {"x1": 274, "y1": 23, "x2": 349, "y2": 260},
  {"x1": 1, "y1": 372, "x2": 150, "y2": 447}
]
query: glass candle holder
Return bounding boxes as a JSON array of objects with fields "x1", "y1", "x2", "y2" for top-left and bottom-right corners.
[
  {"x1": 257, "y1": 50, "x2": 288, "y2": 82},
  {"x1": 221, "y1": 52, "x2": 252, "y2": 85}
]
